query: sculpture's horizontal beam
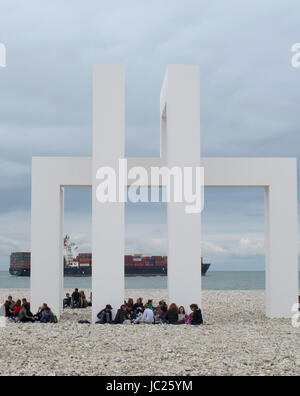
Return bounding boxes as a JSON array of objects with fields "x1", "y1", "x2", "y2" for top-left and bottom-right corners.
[{"x1": 32, "y1": 156, "x2": 297, "y2": 188}]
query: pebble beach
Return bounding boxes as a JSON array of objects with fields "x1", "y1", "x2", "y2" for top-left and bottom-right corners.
[{"x1": 0, "y1": 289, "x2": 299, "y2": 376}]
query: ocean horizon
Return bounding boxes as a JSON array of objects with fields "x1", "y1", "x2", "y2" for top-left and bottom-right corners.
[{"x1": 1, "y1": 270, "x2": 299, "y2": 290}]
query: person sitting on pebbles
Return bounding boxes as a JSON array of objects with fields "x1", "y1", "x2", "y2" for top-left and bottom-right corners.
[
  {"x1": 80, "y1": 291, "x2": 88, "y2": 309},
  {"x1": 133, "y1": 304, "x2": 154, "y2": 324},
  {"x1": 123, "y1": 312, "x2": 133, "y2": 324},
  {"x1": 4, "y1": 296, "x2": 15, "y2": 317},
  {"x1": 189, "y1": 304, "x2": 203, "y2": 325},
  {"x1": 63, "y1": 293, "x2": 72, "y2": 308},
  {"x1": 35, "y1": 303, "x2": 56, "y2": 323},
  {"x1": 146, "y1": 300, "x2": 154, "y2": 310},
  {"x1": 178, "y1": 306, "x2": 188, "y2": 324},
  {"x1": 133, "y1": 297, "x2": 144, "y2": 314},
  {"x1": 40, "y1": 304, "x2": 55, "y2": 323},
  {"x1": 165, "y1": 303, "x2": 179, "y2": 324},
  {"x1": 13, "y1": 300, "x2": 22, "y2": 318},
  {"x1": 19, "y1": 299, "x2": 35, "y2": 323},
  {"x1": 96, "y1": 304, "x2": 113, "y2": 324},
  {"x1": 71, "y1": 288, "x2": 81, "y2": 309},
  {"x1": 114, "y1": 304, "x2": 128, "y2": 324}
]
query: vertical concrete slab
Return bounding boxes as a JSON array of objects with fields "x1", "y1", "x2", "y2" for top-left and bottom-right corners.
[
  {"x1": 265, "y1": 160, "x2": 299, "y2": 317},
  {"x1": 165, "y1": 65, "x2": 202, "y2": 311},
  {"x1": 31, "y1": 160, "x2": 64, "y2": 316},
  {"x1": 92, "y1": 65, "x2": 125, "y2": 322}
]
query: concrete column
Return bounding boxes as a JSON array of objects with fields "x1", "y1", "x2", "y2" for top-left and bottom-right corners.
[
  {"x1": 92, "y1": 64, "x2": 125, "y2": 322},
  {"x1": 265, "y1": 162, "x2": 299, "y2": 317},
  {"x1": 165, "y1": 65, "x2": 202, "y2": 311},
  {"x1": 31, "y1": 160, "x2": 64, "y2": 316}
]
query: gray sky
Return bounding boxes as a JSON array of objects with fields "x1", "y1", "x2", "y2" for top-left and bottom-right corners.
[{"x1": 0, "y1": 0, "x2": 299, "y2": 271}]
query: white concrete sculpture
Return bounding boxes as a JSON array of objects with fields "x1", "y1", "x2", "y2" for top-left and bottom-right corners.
[{"x1": 31, "y1": 64, "x2": 299, "y2": 320}]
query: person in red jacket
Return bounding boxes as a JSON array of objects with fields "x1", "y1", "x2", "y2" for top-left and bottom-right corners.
[{"x1": 13, "y1": 300, "x2": 22, "y2": 317}]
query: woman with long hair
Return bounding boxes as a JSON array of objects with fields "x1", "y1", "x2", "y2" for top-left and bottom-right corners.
[
  {"x1": 126, "y1": 298, "x2": 134, "y2": 311},
  {"x1": 165, "y1": 303, "x2": 179, "y2": 324},
  {"x1": 156, "y1": 300, "x2": 168, "y2": 323},
  {"x1": 80, "y1": 291, "x2": 88, "y2": 308},
  {"x1": 133, "y1": 297, "x2": 144, "y2": 314},
  {"x1": 178, "y1": 306, "x2": 188, "y2": 324}
]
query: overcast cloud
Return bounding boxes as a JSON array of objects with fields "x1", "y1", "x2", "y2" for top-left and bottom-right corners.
[{"x1": 0, "y1": 0, "x2": 299, "y2": 271}]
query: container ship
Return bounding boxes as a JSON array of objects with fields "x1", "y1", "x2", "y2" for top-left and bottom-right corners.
[
  {"x1": 9, "y1": 253, "x2": 211, "y2": 277},
  {"x1": 9, "y1": 236, "x2": 211, "y2": 277}
]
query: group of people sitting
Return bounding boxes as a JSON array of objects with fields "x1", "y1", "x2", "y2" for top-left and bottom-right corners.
[
  {"x1": 96, "y1": 297, "x2": 203, "y2": 325},
  {"x1": 63, "y1": 289, "x2": 92, "y2": 309},
  {"x1": 2, "y1": 293, "x2": 203, "y2": 326},
  {"x1": 2, "y1": 296, "x2": 56, "y2": 323}
]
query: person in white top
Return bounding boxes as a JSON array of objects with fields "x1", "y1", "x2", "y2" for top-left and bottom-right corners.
[{"x1": 134, "y1": 305, "x2": 154, "y2": 324}]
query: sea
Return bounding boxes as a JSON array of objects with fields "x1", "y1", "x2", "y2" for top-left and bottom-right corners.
[{"x1": 1, "y1": 270, "x2": 299, "y2": 290}]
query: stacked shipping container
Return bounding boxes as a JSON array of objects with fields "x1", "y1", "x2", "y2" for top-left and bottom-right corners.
[
  {"x1": 9, "y1": 252, "x2": 31, "y2": 276},
  {"x1": 9, "y1": 253, "x2": 210, "y2": 277},
  {"x1": 77, "y1": 253, "x2": 92, "y2": 268}
]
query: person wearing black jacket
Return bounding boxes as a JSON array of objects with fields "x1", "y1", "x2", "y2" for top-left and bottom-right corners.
[
  {"x1": 19, "y1": 299, "x2": 35, "y2": 323},
  {"x1": 190, "y1": 304, "x2": 203, "y2": 325},
  {"x1": 72, "y1": 288, "x2": 81, "y2": 308},
  {"x1": 133, "y1": 298, "x2": 144, "y2": 314},
  {"x1": 114, "y1": 304, "x2": 127, "y2": 324},
  {"x1": 96, "y1": 304, "x2": 113, "y2": 324},
  {"x1": 4, "y1": 296, "x2": 15, "y2": 317},
  {"x1": 165, "y1": 303, "x2": 179, "y2": 324},
  {"x1": 22, "y1": 299, "x2": 33, "y2": 316}
]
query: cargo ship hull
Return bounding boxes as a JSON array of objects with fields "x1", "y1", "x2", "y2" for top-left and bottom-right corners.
[
  {"x1": 9, "y1": 253, "x2": 211, "y2": 277},
  {"x1": 9, "y1": 264, "x2": 211, "y2": 277}
]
